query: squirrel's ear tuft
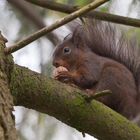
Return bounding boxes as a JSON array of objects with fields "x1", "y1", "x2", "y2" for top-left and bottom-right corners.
[{"x1": 71, "y1": 26, "x2": 84, "y2": 48}]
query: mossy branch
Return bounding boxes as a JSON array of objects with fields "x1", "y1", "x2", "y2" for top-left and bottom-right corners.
[
  {"x1": 25, "y1": 0, "x2": 140, "y2": 27},
  {"x1": 10, "y1": 64, "x2": 140, "y2": 140},
  {"x1": 4, "y1": 0, "x2": 108, "y2": 55}
]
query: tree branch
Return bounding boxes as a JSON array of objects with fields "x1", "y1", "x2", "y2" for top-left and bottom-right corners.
[
  {"x1": 25, "y1": 0, "x2": 140, "y2": 27},
  {"x1": 25, "y1": 0, "x2": 79, "y2": 13},
  {"x1": 4, "y1": 0, "x2": 109, "y2": 55},
  {"x1": 7, "y1": 0, "x2": 59, "y2": 45},
  {"x1": 10, "y1": 64, "x2": 140, "y2": 140}
]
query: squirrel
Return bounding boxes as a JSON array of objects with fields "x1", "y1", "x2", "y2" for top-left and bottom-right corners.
[{"x1": 52, "y1": 19, "x2": 140, "y2": 122}]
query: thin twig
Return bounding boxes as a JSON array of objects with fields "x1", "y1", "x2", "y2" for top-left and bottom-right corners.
[
  {"x1": 5, "y1": 0, "x2": 108, "y2": 55},
  {"x1": 85, "y1": 90, "x2": 112, "y2": 102},
  {"x1": 25, "y1": 0, "x2": 140, "y2": 27}
]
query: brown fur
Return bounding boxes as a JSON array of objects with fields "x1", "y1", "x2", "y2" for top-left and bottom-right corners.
[{"x1": 53, "y1": 19, "x2": 140, "y2": 120}]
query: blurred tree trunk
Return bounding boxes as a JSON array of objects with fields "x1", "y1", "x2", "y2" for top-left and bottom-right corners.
[{"x1": 7, "y1": 0, "x2": 60, "y2": 45}]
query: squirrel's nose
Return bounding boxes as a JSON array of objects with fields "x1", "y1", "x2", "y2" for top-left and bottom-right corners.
[{"x1": 53, "y1": 60, "x2": 60, "y2": 67}]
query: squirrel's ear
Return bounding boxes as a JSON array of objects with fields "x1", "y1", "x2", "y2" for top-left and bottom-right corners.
[{"x1": 63, "y1": 33, "x2": 72, "y2": 41}]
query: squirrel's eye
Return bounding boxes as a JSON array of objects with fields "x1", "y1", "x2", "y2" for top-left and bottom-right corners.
[{"x1": 63, "y1": 47, "x2": 71, "y2": 54}]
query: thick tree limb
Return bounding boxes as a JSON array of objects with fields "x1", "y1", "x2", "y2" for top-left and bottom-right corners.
[
  {"x1": 10, "y1": 64, "x2": 140, "y2": 140},
  {"x1": 25, "y1": 0, "x2": 140, "y2": 27},
  {"x1": 4, "y1": 0, "x2": 108, "y2": 55},
  {"x1": 7, "y1": 0, "x2": 59, "y2": 45}
]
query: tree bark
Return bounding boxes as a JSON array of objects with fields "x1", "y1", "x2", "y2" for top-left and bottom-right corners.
[
  {"x1": 0, "y1": 33, "x2": 17, "y2": 140},
  {"x1": 10, "y1": 64, "x2": 140, "y2": 140}
]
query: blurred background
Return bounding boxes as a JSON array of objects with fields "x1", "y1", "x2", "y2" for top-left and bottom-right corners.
[{"x1": 0, "y1": 0, "x2": 140, "y2": 140}]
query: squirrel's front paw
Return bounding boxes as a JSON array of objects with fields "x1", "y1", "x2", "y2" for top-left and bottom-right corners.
[
  {"x1": 56, "y1": 71, "x2": 71, "y2": 83},
  {"x1": 52, "y1": 66, "x2": 71, "y2": 83}
]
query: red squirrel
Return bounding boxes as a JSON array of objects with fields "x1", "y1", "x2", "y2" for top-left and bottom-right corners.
[{"x1": 52, "y1": 19, "x2": 140, "y2": 121}]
